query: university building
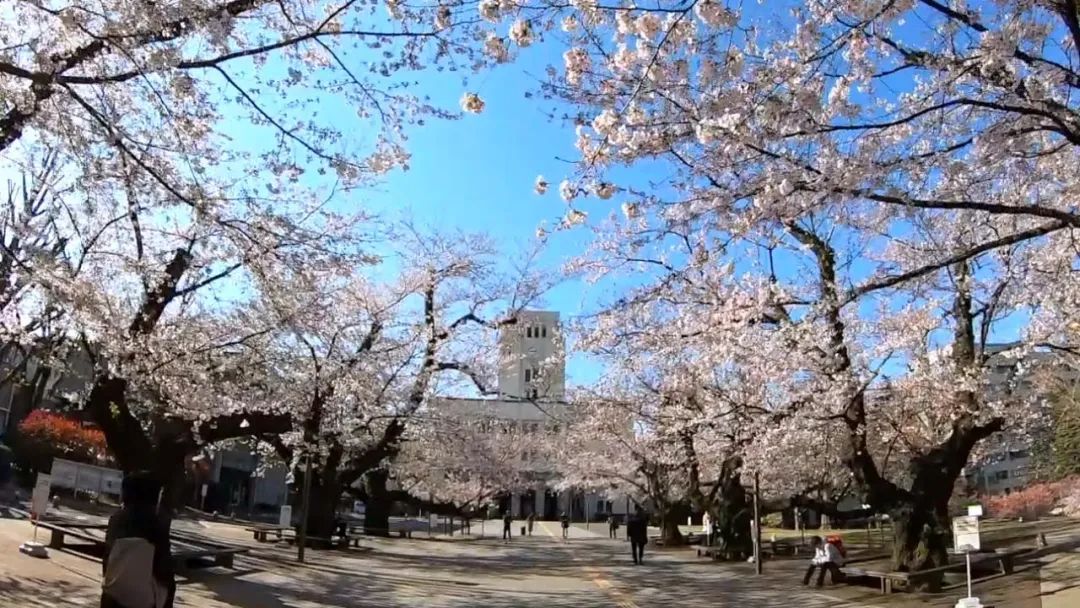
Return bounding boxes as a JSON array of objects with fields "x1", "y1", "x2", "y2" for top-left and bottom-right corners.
[{"x1": 440, "y1": 310, "x2": 631, "y2": 521}]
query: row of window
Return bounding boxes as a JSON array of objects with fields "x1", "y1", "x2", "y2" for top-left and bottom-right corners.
[
  {"x1": 478, "y1": 420, "x2": 555, "y2": 434},
  {"x1": 525, "y1": 325, "x2": 548, "y2": 338}
]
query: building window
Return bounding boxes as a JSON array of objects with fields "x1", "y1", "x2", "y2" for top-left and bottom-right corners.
[
  {"x1": 524, "y1": 369, "x2": 531, "y2": 382},
  {"x1": 1008, "y1": 449, "x2": 1029, "y2": 460},
  {"x1": 994, "y1": 470, "x2": 1009, "y2": 481},
  {"x1": 526, "y1": 326, "x2": 533, "y2": 338},
  {"x1": 541, "y1": 325, "x2": 547, "y2": 338},
  {"x1": 528, "y1": 388, "x2": 538, "y2": 399}
]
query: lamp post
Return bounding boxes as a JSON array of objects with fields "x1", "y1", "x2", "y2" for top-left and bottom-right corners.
[{"x1": 753, "y1": 472, "x2": 762, "y2": 575}]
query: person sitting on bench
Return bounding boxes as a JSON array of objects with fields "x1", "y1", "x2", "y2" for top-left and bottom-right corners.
[{"x1": 802, "y1": 536, "x2": 845, "y2": 587}]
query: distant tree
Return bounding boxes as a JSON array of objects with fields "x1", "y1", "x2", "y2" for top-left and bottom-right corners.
[{"x1": 1034, "y1": 383, "x2": 1080, "y2": 480}]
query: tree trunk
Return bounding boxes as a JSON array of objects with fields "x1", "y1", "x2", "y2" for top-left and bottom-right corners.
[
  {"x1": 150, "y1": 445, "x2": 189, "y2": 532},
  {"x1": 712, "y1": 484, "x2": 752, "y2": 560},
  {"x1": 363, "y1": 468, "x2": 392, "y2": 537},
  {"x1": 890, "y1": 502, "x2": 950, "y2": 590},
  {"x1": 303, "y1": 478, "x2": 342, "y2": 545},
  {"x1": 659, "y1": 509, "x2": 684, "y2": 545}
]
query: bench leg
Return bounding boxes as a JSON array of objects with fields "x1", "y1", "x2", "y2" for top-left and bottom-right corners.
[
  {"x1": 219, "y1": 554, "x2": 234, "y2": 568},
  {"x1": 49, "y1": 530, "x2": 65, "y2": 549}
]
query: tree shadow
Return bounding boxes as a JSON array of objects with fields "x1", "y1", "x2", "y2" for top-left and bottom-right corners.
[{"x1": 0, "y1": 574, "x2": 99, "y2": 607}]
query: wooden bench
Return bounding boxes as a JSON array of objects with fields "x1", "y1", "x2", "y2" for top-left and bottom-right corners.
[
  {"x1": 842, "y1": 548, "x2": 1030, "y2": 594},
  {"x1": 169, "y1": 531, "x2": 249, "y2": 569},
  {"x1": 245, "y1": 525, "x2": 291, "y2": 542},
  {"x1": 840, "y1": 566, "x2": 909, "y2": 594},
  {"x1": 696, "y1": 546, "x2": 724, "y2": 560},
  {"x1": 172, "y1": 545, "x2": 248, "y2": 569},
  {"x1": 37, "y1": 521, "x2": 248, "y2": 570},
  {"x1": 281, "y1": 534, "x2": 359, "y2": 549},
  {"x1": 34, "y1": 521, "x2": 109, "y2": 551},
  {"x1": 770, "y1": 539, "x2": 806, "y2": 556}
]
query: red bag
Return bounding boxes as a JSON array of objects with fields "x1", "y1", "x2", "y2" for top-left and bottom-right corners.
[{"x1": 825, "y1": 535, "x2": 847, "y2": 558}]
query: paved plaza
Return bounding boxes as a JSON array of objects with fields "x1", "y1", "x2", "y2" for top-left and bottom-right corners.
[{"x1": 0, "y1": 515, "x2": 1077, "y2": 607}]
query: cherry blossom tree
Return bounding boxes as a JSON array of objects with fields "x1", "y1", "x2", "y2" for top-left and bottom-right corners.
[
  {"x1": 0, "y1": 0, "x2": 510, "y2": 530},
  {"x1": 0, "y1": 0, "x2": 501, "y2": 194},
  {"x1": 560, "y1": 276, "x2": 793, "y2": 550},
  {"x1": 244, "y1": 227, "x2": 545, "y2": 538},
  {"x1": 449, "y1": 0, "x2": 1079, "y2": 575},
  {"x1": 392, "y1": 410, "x2": 544, "y2": 519},
  {"x1": 562, "y1": 201, "x2": 1047, "y2": 573}
]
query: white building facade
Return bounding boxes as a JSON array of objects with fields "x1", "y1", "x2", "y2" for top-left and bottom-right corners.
[
  {"x1": 964, "y1": 344, "x2": 1076, "y2": 494},
  {"x1": 440, "y1": 310, "x2": 631, "y2": 521}
]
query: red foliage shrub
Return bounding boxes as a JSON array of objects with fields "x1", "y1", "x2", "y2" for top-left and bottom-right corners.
[
  {"x1": 983, "y1": 483, "x2": 1058, "y2": 519},
  {"x1": 13, "y1": 410, "x2": 109, "y2": 473}
]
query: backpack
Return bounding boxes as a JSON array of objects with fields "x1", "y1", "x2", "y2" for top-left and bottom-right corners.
[
  {"x1": 102, "y1": 537, "x2": 168, "y2": 608},
  {"x1": 824, "y1": 535, "x2": 847, "y2": 558}
]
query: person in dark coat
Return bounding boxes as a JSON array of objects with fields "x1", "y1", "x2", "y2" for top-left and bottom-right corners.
[
  {"x1": 627, "y1": 513, "x2": 648, "y2": 564},
  {"x1": 608, "y1": 514, "x2": 619, "y2": 539},
  {"x1": 502, "y1": 511, "x2": 513, "y2": 541},
  {"x1": 101, "y1": 472, "x2": 175, "y2": 608}
]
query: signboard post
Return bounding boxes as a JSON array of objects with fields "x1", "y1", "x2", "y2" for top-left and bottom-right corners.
[
  {"x1": 20, "y1": 473, "x2": 51, "y2": 557},
  {"x1": 952, "y1": 515, "x2": 983, "y2": 608}
]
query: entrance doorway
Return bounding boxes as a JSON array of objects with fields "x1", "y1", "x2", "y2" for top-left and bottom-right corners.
[
  {"x1": 521, "y1": 489, "x2": 536, "y2": 517},
  {"x1": 543, "y1": 490, "x2": 558, "y2": 520}
]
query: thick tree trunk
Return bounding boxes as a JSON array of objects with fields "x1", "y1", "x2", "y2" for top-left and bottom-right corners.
[
  {"x1": 303, "y1": 477, "x2": 342, "y2": 545},
  {"x1": 659, "y1": 509, "x2": 684, "y2": 545},
  {"x1": 890, "y1": 502, "x2": 950, "y2": 590},
  {"x1": 363, "y1": 468, "x2": 392, "y2": 537},
  {"x1": 712, "y1": 482, "x2": 752, "y2": 560}
]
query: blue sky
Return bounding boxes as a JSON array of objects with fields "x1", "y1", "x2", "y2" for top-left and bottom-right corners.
[{"x1": 331, "y1": 40, "x2": 617, "y2": 386}]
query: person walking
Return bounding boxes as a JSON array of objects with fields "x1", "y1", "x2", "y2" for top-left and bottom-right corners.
[
  {"x1": 801, "y1": 536, "x2": 845, "y2": 587},
  {"x1": 627, "y1": 513, "x2": 648, "y2": 565},
  {"x1": 560, "y1": 512, "x2": 570, "y2": 539},
  {"x1": 101, "y1": 472, "x2": 175, "y2": 608},
  {"x1": 608, "y1": 515, "x2": 619, "y2": 539},
  {"x1": 526, "y1": 512, "x2": 535, "y2": 537},
  {"x1": 502, "y1": 511, "x2": 513, "y2": 542}
]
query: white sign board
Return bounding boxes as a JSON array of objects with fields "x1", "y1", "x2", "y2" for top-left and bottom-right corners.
[
  {"x1": 76, "y1": 467, "x2": 102, "y2": 493},
  {"x1": 279, "y1": 505, "x2": 293, "y2": 528},
  {"x1": 967, "y1": 504, "x2": 984, "y2": 518},
  {"x1": 31, "y1": 473, "x2": 51, "y2": 519},
  {"x1": 101, "y1": 470, "x2": 122, "y2": 496},
  {"x1": 51, "y1": 459, "x2": 78, "y2": 489},
  {"x1": 50, "y1": 458, "x2": 122, "y2": 496},
  {"x1": 952, "y1": 515, "x2": 981, "y2": 552}
]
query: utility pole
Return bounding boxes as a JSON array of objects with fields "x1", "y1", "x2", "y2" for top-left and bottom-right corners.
[
  {"x1": 297, "y1": 453, "x2": 313, "y2": 563},
  {"x1": 753, "y1": 472, "x2": 762, "y2": 575}
]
